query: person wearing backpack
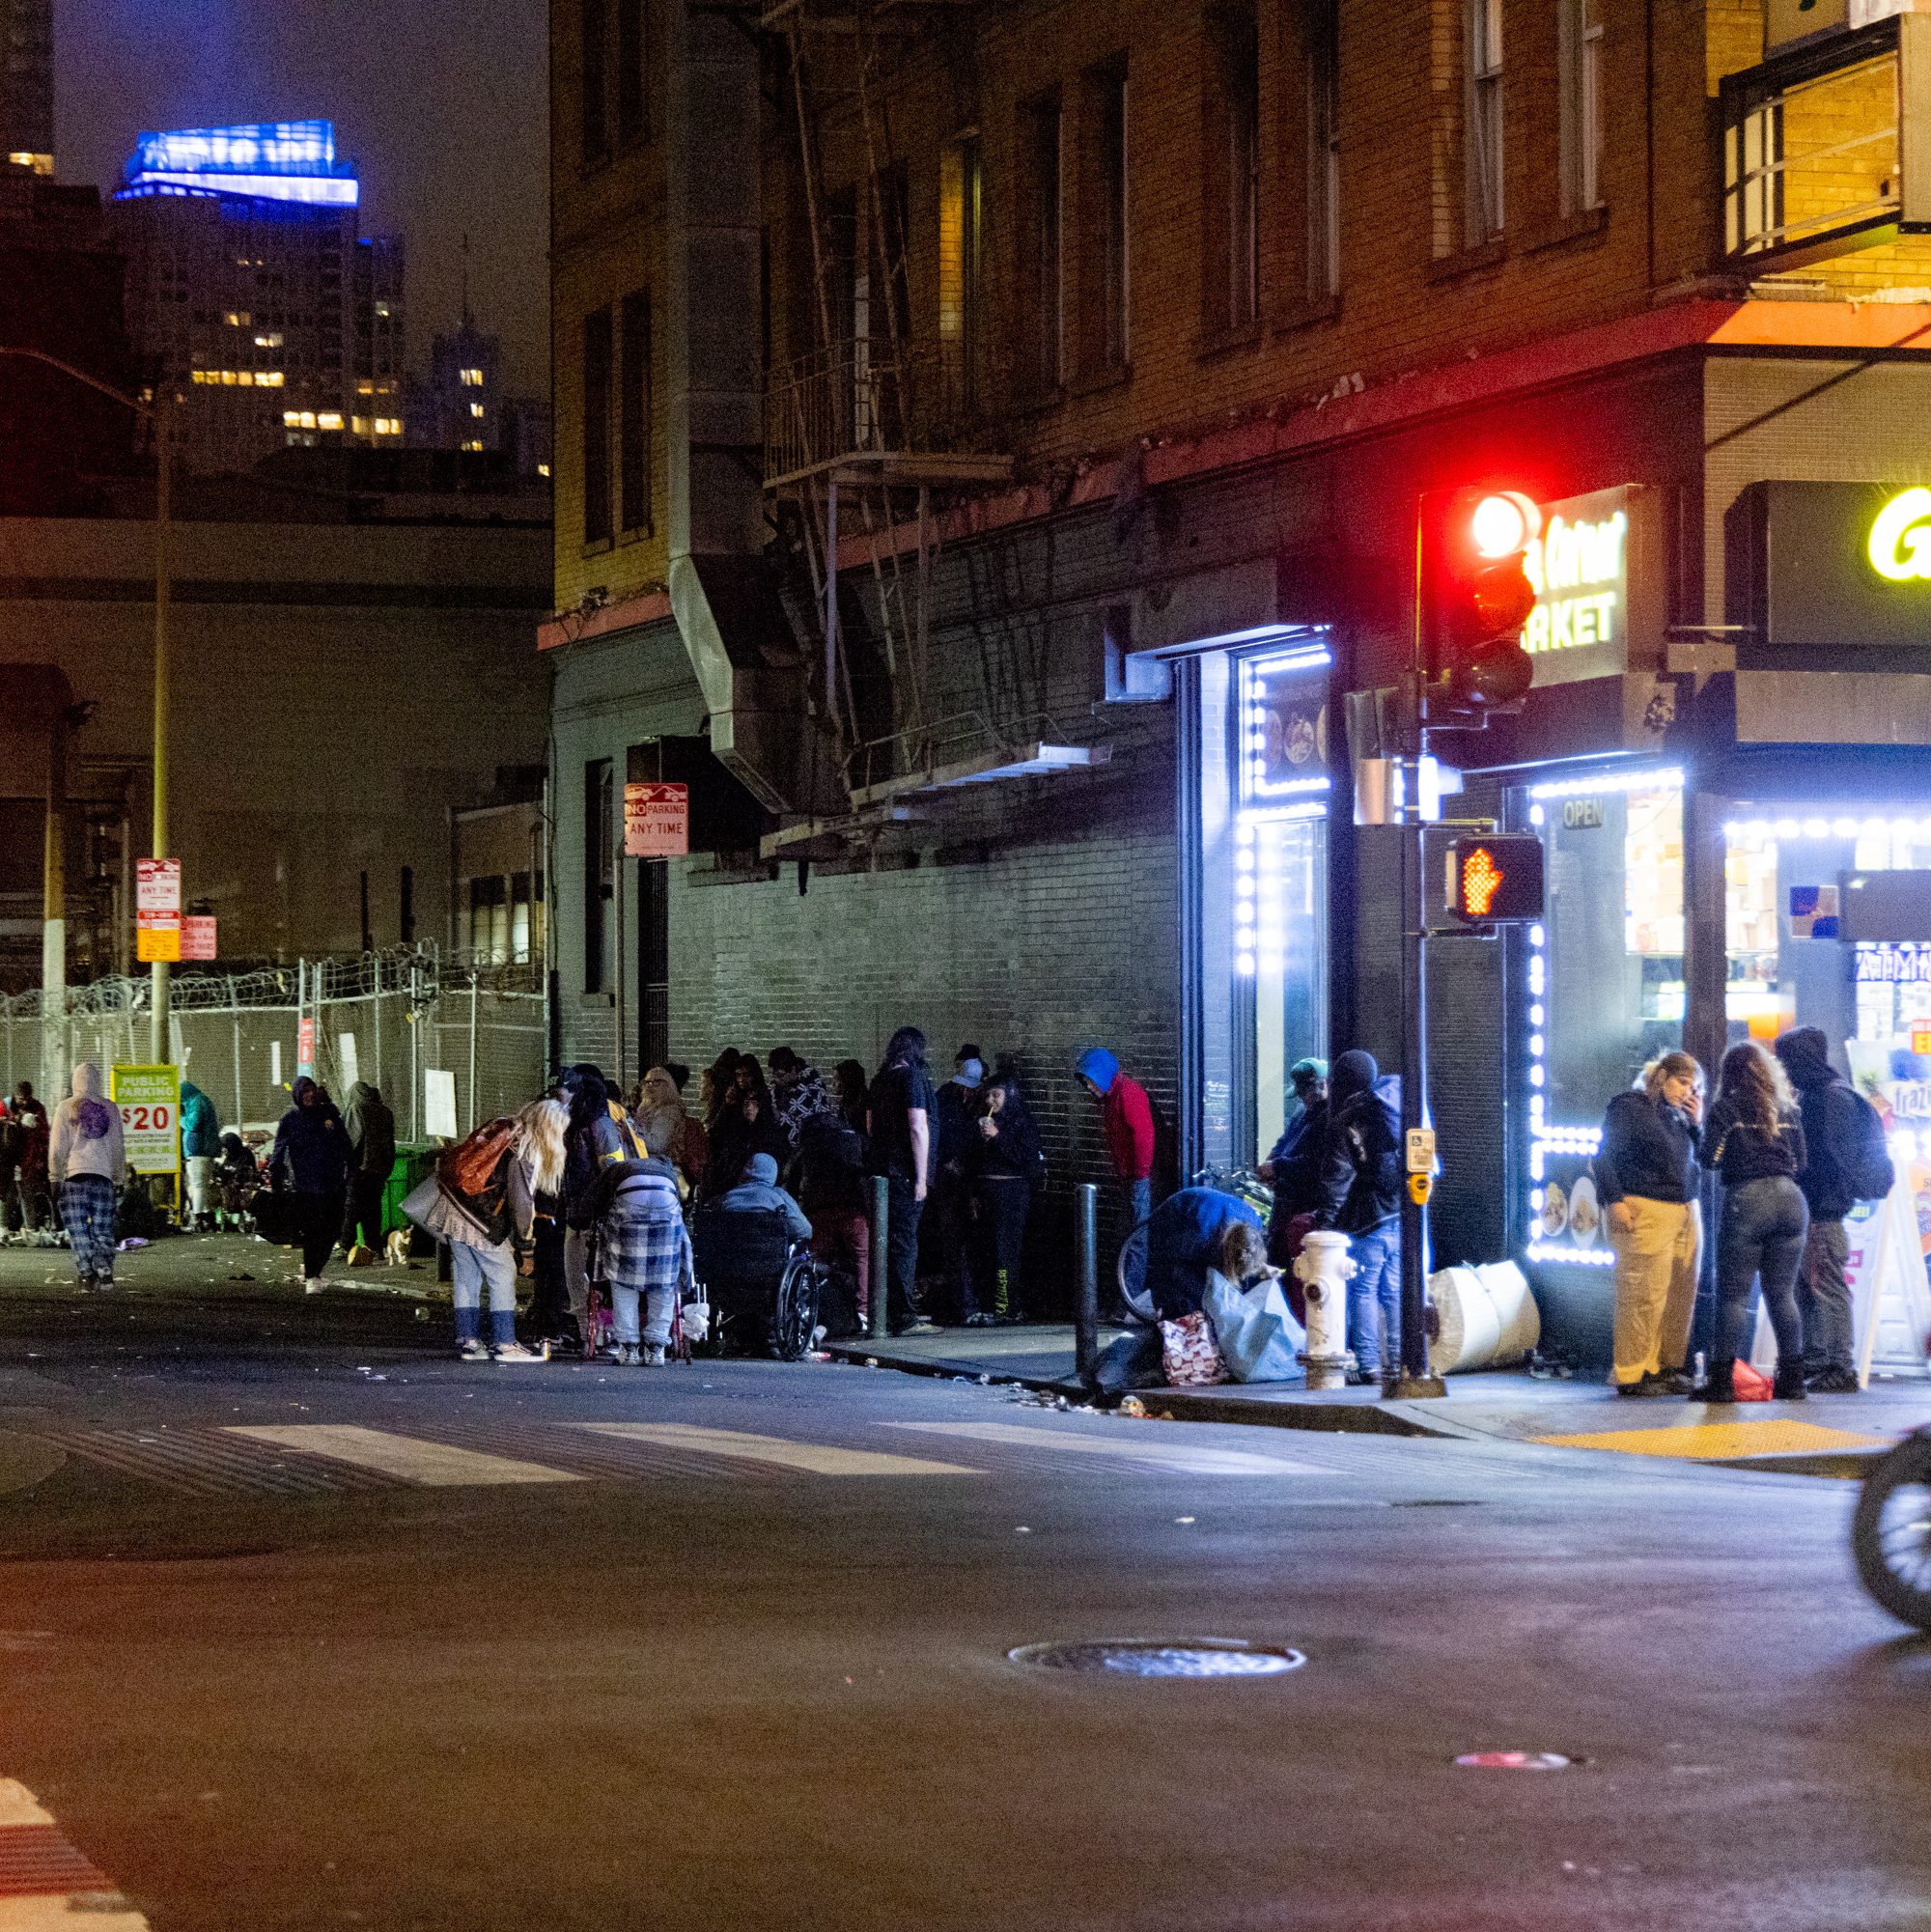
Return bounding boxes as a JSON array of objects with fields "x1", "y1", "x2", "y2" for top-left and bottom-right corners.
[
  {"x1": 409, "y1": 1098, "x2": 566, "y2": 1361},
  {"x1": 1702, "y1": 1043, "x2": 1809, "y2": 1404},
  {"x1": 1776, "y1": 1028, "x2": 1889, "y2": 1393}
]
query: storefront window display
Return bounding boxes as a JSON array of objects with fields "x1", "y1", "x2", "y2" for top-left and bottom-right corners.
[
  {"x1": 1191, "y1": 638, "x2": 1330, "y2": 1172},
  {"x1": 1723, "y1": 807, "x2": 1931, "y2": 1369},
  {"x1": 1519, "y1": 766, "x2": 1686, "y2": 1274}
]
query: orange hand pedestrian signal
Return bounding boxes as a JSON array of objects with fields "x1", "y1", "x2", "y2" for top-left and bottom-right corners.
[
  {"x1": 1444, "y1": 833, "x2": 1545, "y2": 924},
  {"x1": 1461, "y1": 847, "x2": 1503, "y2": 917}
]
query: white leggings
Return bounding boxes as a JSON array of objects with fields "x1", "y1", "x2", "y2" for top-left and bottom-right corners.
[{"x1": 611, "y1": 1283, "x2": 676, "y2": 1347}]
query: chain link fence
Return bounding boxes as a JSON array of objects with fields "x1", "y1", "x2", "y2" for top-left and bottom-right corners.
[{"x1": 0, "y1": 947, "x2": 547, "y2": 1141}]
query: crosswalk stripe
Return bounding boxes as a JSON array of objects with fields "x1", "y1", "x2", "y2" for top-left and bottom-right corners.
[
  {"x1": 883, "y1": 1420, "x2": 1329, "y2": 1476},
  {"x1": 224, "y1": 1425, "x2": 584, "y2": 1487},
  {"x1": 574, "y1": 1422, "x2": 981, "y2": 1477}
]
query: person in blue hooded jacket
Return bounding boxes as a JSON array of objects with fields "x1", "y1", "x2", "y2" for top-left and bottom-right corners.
[{"x1": 1141, "y1": 1186, "x2": 1269, "y2": 1322}]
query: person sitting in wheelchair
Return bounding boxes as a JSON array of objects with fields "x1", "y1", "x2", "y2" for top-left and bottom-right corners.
[{"x1": 695, "y1": 1153, "x2": 822, "y2": 1358}]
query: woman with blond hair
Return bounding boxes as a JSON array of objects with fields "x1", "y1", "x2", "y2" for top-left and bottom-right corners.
[
  {"x1": 1702, "y1": 1041, "x2": 1809, "y2": 1404},
  {"x1": 1596, "y1": 1050, "x2": 1704, "y2": 1398},
  {"x1": 409, "y1": 1096, "x2": 569, "y2": 1362}
]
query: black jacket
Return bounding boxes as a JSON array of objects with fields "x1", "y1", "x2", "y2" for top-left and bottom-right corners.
[
  {"x1": 270, "y1": 1078, "x2": 350, "y2": 1196},
  {"x1": 1266, "y1": 1099, "x2": 1328, "y2": 1230},
  {"x1": 1316, "y1": 1088, "x2": 1401, "y2": 1234},
  {"x1": 1702, "y1": 1096, "x2": 1806, "y2": 1188},
  {"x1": 1594, "y1": 1090, "x2": 1699, "y2": 1205},
  {"x1": 343, "y1": 1082, "x2": 396, "y2": 1180},
  {"x1": 794, "y1": 1111, "x2": 868, "y2": 1217},
  {"x1": 1777, "y1": 1027, "x2": 1862, "y2": 1221}
]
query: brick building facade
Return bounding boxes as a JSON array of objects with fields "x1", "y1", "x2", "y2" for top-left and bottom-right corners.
[{"x1": 546, "y1": 0, "x2": 1931, "y2": 1362}]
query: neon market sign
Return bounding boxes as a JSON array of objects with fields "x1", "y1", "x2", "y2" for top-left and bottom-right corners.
[
  {"x1": 1522, "y1": 505, "x2": 1628, "y2": 660},
  {"x1": 1868, "y1": 487, "x2": 1931, "y2": 582}
]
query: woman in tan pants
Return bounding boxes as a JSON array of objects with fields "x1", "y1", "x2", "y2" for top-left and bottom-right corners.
[{"x1": 1595, "y1": 1050, "x2": 1705, "y2": 1397}]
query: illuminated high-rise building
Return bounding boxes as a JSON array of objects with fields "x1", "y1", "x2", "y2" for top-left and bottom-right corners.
[
  {"x1": 0, "y1": 0, "x2": 53, "y2": 176},
  {"x1": 111, "y1": 122, "x2": 407, "y2": 475}
]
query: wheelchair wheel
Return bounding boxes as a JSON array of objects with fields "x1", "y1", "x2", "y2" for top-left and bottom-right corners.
[
  {"x1": 770, "y1": 1253, "x2": 820, "y2": 1362},
  {"x1": 1117, "y1": 1220, "x2": 1154, "y2": 1323}
]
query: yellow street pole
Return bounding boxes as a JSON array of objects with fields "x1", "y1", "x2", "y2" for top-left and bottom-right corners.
[{"x1": 150, "y1": 385, "x2": 172, "y2": 1066}]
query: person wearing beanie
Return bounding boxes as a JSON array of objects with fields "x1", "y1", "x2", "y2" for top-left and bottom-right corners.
[
  {"x1": 931, "y1": 1043, "x2": 988, "y2": 1321},
  {"x1": 1315, "y1": 1050, "x2": 1404, "y2": 1384},
  {"x1": 1077, "y1": 1047, "x2": 1158, "y2": 1228},
  {"x1": 720, "y1": 1147, "x2": 814, "y2": 1245},
  {"x1": 1259, "y1": 1056, "x2": 1329, "y2": 1274}
]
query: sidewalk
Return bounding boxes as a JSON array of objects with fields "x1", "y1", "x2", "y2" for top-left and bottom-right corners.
[{"x1": 826, "y1": 1323, "x2": 1931, "y2": 1471}]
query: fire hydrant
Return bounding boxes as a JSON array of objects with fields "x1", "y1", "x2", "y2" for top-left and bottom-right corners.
[{"x1": 1295, "y1": 1230, "x2": 1357, "y2": 1391}]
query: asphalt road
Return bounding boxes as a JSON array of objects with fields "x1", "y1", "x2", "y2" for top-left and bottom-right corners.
[{"x1": 0, "y1": 1246, "x2": 1927, "y2": 1930}]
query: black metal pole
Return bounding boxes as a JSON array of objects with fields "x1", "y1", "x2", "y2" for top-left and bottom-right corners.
[
  {"x1": 1074, "y1": 1181, "x2": 1100, "y2": 1385},
  {"x1": 869, "y1": 1172, "x2": 890, "y2": 1342}
]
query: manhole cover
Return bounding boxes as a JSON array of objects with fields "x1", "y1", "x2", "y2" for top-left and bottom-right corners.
[
  {"x1": 1454, "y1": 1750, "x2": 1574, "y2": 1771},
  {"x1": 1009, "y1": 1639, "x2": 1305, "y2": 1678}
]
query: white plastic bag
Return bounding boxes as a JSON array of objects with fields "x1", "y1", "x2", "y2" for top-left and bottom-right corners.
[{"x1": 1203, "y1": 1269, "x2": 1305, "y2": 1383}]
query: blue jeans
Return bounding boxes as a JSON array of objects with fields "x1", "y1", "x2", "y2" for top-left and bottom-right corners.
[
  {"x1": 612, "y1": 1283, "x2": 676, "y2": 1348},
  {"x1": 1348, "y1": 1221, "x2": 1401, "y2": 1381},
  {"x1": 451, "y1": 1238, "x2": 518, "y2": 1347},
  {"x1": 1127, "y1": 1177, "x2": 1152, "y2": 1228}
]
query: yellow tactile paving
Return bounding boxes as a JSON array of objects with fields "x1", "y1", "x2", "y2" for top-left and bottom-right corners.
[{"x1": 1531, "y1": 1420, "x2": 1892, "y2": 1460}]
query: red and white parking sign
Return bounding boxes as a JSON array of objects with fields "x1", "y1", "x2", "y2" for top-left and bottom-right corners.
[{"x1": 624, "y1": 781, "x2": 689, "y2": 858}]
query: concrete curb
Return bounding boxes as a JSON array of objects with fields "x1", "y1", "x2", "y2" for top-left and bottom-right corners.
[{"x1": 821, "y1": 1339, "x2": 1472, "y2": 1439}]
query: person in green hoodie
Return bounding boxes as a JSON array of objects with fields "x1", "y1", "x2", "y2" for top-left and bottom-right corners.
[{"x1": 180, "y1": 1081, "x2": 221, "y2": 1230}]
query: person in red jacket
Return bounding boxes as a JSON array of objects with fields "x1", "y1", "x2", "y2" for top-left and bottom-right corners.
[{"x1": 1077, "y1": 1049, "x2": 1156, "y2": 1229}]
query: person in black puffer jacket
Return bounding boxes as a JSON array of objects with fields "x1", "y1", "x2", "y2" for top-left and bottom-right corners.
[
  {"x1": 1775, "y1": 1027, "x2": 1867, "y2": 1393},
  {"x1": 270, "y1": 1076, "x2": 350, "y2": 1294},
  {"x1": 1702, "y1": 1042, "x2": 1809, "y2": 1404},
  {"x1": 1316, "y1": 1050, "x2": 1403, "y2": 1386}
]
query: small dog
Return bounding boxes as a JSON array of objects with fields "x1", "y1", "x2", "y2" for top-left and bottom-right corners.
[{"x1": 384, "y1": 1228, "x2": 412, "y2": 1267}]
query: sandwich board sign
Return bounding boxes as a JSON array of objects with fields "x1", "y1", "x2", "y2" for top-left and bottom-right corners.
[{"x1": 112, "y1": 1064, "x2": 182, "y2": 1178}]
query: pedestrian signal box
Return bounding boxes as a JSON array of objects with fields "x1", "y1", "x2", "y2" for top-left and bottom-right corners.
[{"x1": 1443, "y1": 834, "x2": 1545, "y2": 924}]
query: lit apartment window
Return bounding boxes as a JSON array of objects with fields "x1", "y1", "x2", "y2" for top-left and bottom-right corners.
[
  {"x1": 538, "y1": 462, "x2": 552, "y2": 478},
  {"x1": 620, "y1": 288, "x2": 652, "y2": 534},
  {"x1": 317, "y1": 412, "x2": 344, "y2": 431},
  {"x1": 470, "y1": 402, "x2": 487, "y2": 417},
  {"x1": 377, "y1": 418, "x2": 402, "y2": 435},
  {"x1": 1202, "y1": 4, "x2": 1260, "y2": 335},
  {"x1": 582, "y1": 306, "x2": 614, "y2": 545},
  {"x1": 1466, "y1": 0, "x2": 1504, "y2": 240},
  {"x1": 224, "y1": 310, "x2": 250, "y2": 326},
  {"x1": 460, "y1": 367, "x2": 485, "y2": 386},
  {"x1": 254, "y1": 332, "x2": 283, "y2": 348},
  {"x1": 462, "y1": 438, "x2": 486, "y2": 452},
  {"x1": 1559, "y1": 0, "x2": 1604, "y2": 214},
  {"x1": 1078, "y1": 55, "x2": 1131, "y2": 374},
  {"x1": 938, "y1": 133, "x2": 984, "y2": 411},
  {"x1": 1017, "y1": 91, "x2": 1063, "y2": 395}
]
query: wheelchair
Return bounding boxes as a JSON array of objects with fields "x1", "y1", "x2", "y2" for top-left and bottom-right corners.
[{"x1": 691, "y1": 1204, "x2": 826, "y2": 1361}]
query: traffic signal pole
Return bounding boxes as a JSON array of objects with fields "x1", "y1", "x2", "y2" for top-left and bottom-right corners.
[{"x1": 1393, "y1": 522, "x2": 1445, "y2": 1400}]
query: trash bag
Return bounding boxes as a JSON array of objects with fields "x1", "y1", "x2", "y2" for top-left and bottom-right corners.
[
  {"x1": 1733, "y1": 1359, "x2": 1774, "y2": 1402},
  {"x1": 1090, "y1": 1326, "x2": 1164, "y2": 1397},
  {"x1": 1203, "y1": 1270, "x2": 1304, "y2": 1383}
]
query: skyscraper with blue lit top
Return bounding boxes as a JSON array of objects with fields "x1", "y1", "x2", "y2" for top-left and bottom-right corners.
[{"x1": 112, "y1": 122, "x2": 406, "y2": 476}]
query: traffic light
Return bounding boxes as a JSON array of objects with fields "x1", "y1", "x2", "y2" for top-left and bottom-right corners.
[
  {"x1": 1424, "y1": 489, "x2": 1542, "y2": 714},
  {"x1": 1443, "y1": 833, "x2": 1545, "y2": 924}
]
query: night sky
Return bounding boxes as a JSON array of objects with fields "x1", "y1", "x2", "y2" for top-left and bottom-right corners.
[{"x1": 56, "y1": 0, "x2": 550, "y2": 394}]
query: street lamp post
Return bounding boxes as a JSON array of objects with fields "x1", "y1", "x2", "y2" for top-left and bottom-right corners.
[{"x1": 0, "y1": 351, "x2": 174, "y2": 1064}]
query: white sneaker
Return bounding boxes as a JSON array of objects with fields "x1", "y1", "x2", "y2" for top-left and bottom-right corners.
[
  {"x1": 493, "y1": 1341, "x2": 542, "y2": 1363},
  {"x1": 643, "y1": 1343, "x2": 666, "y2": 1366},
  {"x1": 458, "y1": 1337, "x2": 491, "y2": 1361},
  {"x1": 615, "y1": 1342, "x2": 641, "y2": 1366},
  {"x1": 304, "y1": 1276, "x2": 324, "y2": 1295}
]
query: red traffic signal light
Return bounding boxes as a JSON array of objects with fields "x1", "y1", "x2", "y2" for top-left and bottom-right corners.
[
  {"x1": 1443, "y1": 833, "x2": 1545, "y2": 924},
  {"x1": 1425, "y1": 490, "x2": 1542, "y2": 714}
]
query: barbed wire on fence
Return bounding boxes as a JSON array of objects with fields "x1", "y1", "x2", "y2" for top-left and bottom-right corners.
[{"x1": 0, "y1": 944, "x2": 548, "y2": 1143}]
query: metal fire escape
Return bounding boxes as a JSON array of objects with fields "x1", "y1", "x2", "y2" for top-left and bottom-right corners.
[{"x1": 759, "y1": 0, "x2": 1086, "y2": 857}]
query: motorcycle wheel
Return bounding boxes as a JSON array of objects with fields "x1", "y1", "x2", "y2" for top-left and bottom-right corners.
[{"x1": 1852, "y1": 1435, "x2": 1931, "y2": 1632}]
